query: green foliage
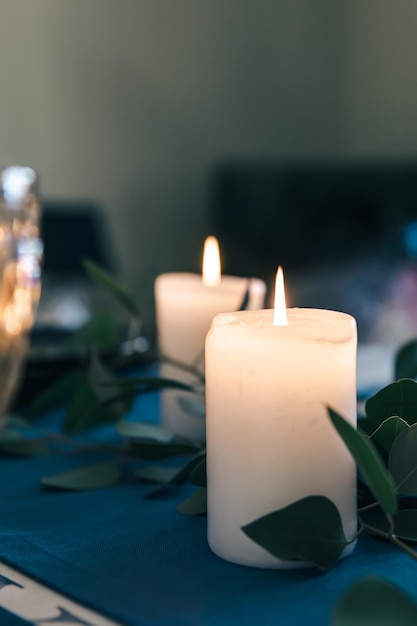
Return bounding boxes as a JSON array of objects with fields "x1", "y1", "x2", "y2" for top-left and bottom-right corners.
[
  {"x1": 328, "y1": 407, "x2": 397, "y2": 516},
  {"x1": 368, "y1": 416, "x2": 409, "y2": 461},
  {"x1": 332, "y1": 577, "x2": 417, "y2": 626},
  {"x1": 135, "y1": 453, "x2": 205, "y2": 497},
  {"x1": 242, "y1": 495, "x2": 349, "y2": 571},
  {"x1": 176, "y1": 487, "x2": 207, "y2": 515},
  {"x1": 395, "y1": 339, "x2": 417, "y2": 381},
  {"x1": 70, "y1": 313, "x2": 120, "y2": 351},
  {"x1": 373, "y1": 510, "x2": 417, "y2": 542},
  {"x1": 25, "y1": 370, "x2": 83, "y2": 419},
  {"x1": 42, "y1": 461, "x2": 121, "y2": 491},
  {"x1": 365, "y1": 379, "x2": 417, "y2": 427},
  {"x1": 189, "y1": 455, "x2": 206, "y2": 487},
  {"x1": 82, "y1": 258, "x2": 141, "y2": 318},
  {"x1": 116, "y1": 419, "x2": 175, "y2": 443},
  {"x1": 388, "y1": 424, "x2": 417, "y2": 496}
]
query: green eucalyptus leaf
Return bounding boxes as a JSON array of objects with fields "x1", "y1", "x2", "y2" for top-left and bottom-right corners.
[
  {"x1": 395, "y1": 339, "x2": 417, "y2": 381},
  {"x1": 189, "y1": 455, "x2": 206, "y2": 487},
  {"x1": 63, "y1": 357, "x2": 133, "y2": 433},
  {"x1": 136, "y1": 454, "x2": 205, "y2": 497},
  {"x1": 365, "y1": 379, "x2": 417, "y2": 427},
  {"x1": 25, "y1": 370, "x2": 83, "y2": 419},
  {"x1": 369, "y1": 416, "x2": 409, "y2": 460},
  {"x1": 328, "y1": 407, "x2": 397, "y2": 516},
  {"x1": 176, "y1": 487, "x2": 207, "y2": 515},
  {"x1": 83, "y1": 258, "x2": 141, "y2": 318},
  {"x1": 128, "y1": 440, "x2": 200, "y2": 460},
  {"x1": 0, "y1": 429, "x2": 50, "y2": 457},
  {"x1": 135, "y1": 464, "x2": 185, "y2": 484},
  {"x1": 357, "y1": 417, "x2": 376, "y2": 436},
  {"x1": 42, "y1": 461, "x2": 121, "y2": 491},
  {"x1": 70, "y1": 313, "x2": 119, "y2": 350},
  {"x1": 89, "y1": 352, "x2": 116, "y2": 401},
  {"x1": 332, "y1": 576, "x2": 417, "y2": 626},
  {"x1": 113, "y1": 376, "x2": 195, "y2": 394},
  {"x1": 242, "y1": 495, "x2": 349, "y2": 571},
  {"x1": 372, "y1": 509, "x2": 417, "y2": 542},
  {"x1": 177, "y1": 395, "x2": 206, "y2": 419},
  {"x1": 62, "y1": 376, "x2": 100, "y2": 433},
  {"x1": 389, "y1": 424, "x2": 417, "y2": 496},
  {"x1": 89, "y1": 352, "x2": 129, "y2": 416},
  {"x1": 116, "y1": 419, "x2": 175, "y2": 443}
]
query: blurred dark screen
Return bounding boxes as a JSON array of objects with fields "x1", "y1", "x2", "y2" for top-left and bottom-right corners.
[
  {"x1": 210, "y1": 160, "x2": 417, "y2": 343},
  {"x1": 41, "y1": 201, "x2": 115, "y2": 277}
]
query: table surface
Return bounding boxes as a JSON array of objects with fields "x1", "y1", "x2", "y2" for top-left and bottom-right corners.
[{"x1": 0, "y1": 346, "x2": 414, "y2": 626}]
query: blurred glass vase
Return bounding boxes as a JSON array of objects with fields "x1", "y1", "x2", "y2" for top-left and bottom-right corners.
[{"x1": 0, "y1": 166, "x2": 43, "y2": 419}]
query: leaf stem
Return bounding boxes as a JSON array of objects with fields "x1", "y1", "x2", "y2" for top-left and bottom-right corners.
[
  {"x1": 158, "y1": 352, "x2": 205, "y2": 385},
  {"x1": 358, "y1": 500, "x2": 380, "y2": 513},
  {"x1": 359, "y1": 515, "x2": 417, "y2": 562}
]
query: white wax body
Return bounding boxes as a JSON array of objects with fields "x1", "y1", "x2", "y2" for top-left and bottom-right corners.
[
  {"x1": 206, "y1": 308, "x2": 357, "y2": 568},
  {"x1": 155, "y1": 273, "x2": 266, "y2": 440}
]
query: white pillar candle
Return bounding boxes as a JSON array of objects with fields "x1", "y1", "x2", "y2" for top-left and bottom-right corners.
[
  {"x1": 206, "y1": 270, "x2": 357, "y2": 568},
  {"x1": 155, "y1": 237, "x2": 266, "y2": 441}
]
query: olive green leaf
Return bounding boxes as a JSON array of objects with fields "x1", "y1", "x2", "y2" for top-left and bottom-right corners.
[
  {"x1": 357, "y1": 417, "x2": 376, "y2": 436},
  {"x1": 242, "y1": 495, "x2": 349, "y2": 571},
  {"x1": 369, "y1": 416, "x2": 409, "y2": 460},
  {"x1": 395, "y1": 339, "x2": 417, "y2": 381},
  {"x1": 176, "y1": 487, "x2": 207, "y2": 515},
  {"x1": 62, "y1": 375, "x2": 118, "y2": 434},
  {"x1": 116, "y1": 419, "x2": 175, "y2": 443},
  {"x1": 328, "y1": 407, "x2": 397, "y2": 515},
  {"x1": 135, "y1": 453, "x2": 205, "y2": 497},
  {"x1": 70, "y1": 313, "x2": 119, "y2": 351},
  {"x1": 332, "y1": 576, "x2": 417, "y2": 626},
  {"x1": 365, "y1": 379, "x2": 417, "y2": 427},
  {"x1": 83, "y1": 258, "x2": 141, "y2": 318},
  {"x1": 42, "y1": 460, "x2": 121, "y2": 491},
  {"x1": 189, "y1": 455, "x2": 206, "y2": 487},
  {"x1": 63, "y1": 354, "x2": 132, "y2": 433},
  {"x1": 25, "y1": 370, "x2": 83, "y2": 419},
  {"x1": 389, "y1": 424, "x2": 417, "y2": 496}
]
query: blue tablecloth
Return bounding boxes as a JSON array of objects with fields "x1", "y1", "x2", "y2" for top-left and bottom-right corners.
[
  {"x1": 1, "y1": 393, "x2": 417, "y2": 626},
  {"x1": 0, "y1": 607, "x2": 32, "y2": 626}
]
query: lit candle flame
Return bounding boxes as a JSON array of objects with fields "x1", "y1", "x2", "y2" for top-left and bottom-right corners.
[
  {"x1": 202, "y1": 236, "x2": 221, "y2": 286},
  {"x1": 273, "y1": 266, "x2": 288, "y2": 326}
]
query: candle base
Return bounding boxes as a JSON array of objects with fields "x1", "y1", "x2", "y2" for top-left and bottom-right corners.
[{"x1": 208, "y1": 537, "x2": 357, "y2": 570}]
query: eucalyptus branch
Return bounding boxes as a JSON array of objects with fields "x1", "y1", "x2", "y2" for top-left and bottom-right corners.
[
  {"x1": 389, "y1": 535, "x2": 417, "y2": 561},
  {"x1": 359, "y1": 515, "x2": 417, "y2": 562},
  {"x1": 358, "y1": 500, "x2": 381, "y2": 513}
]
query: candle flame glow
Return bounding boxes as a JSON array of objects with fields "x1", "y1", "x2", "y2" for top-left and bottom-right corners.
[
  {"x1": 202, "y1": 236, "x2": 221, "y2": 286},
  {"x1": 273, "y1": 266, "x2": 288, "y2": 326}
]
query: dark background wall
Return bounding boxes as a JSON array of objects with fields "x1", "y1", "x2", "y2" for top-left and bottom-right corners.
[{"x1": 0, "y1": 0, "x2": 347, "y2": 283}]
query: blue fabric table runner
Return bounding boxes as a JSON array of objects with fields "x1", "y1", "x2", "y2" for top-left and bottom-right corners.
[
  {"x1": 0, "y1": 606, "x2": 33, "y2": 626},
  {"x1": 0, "y1": 393, "x2": 416, "y2": 626}
]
